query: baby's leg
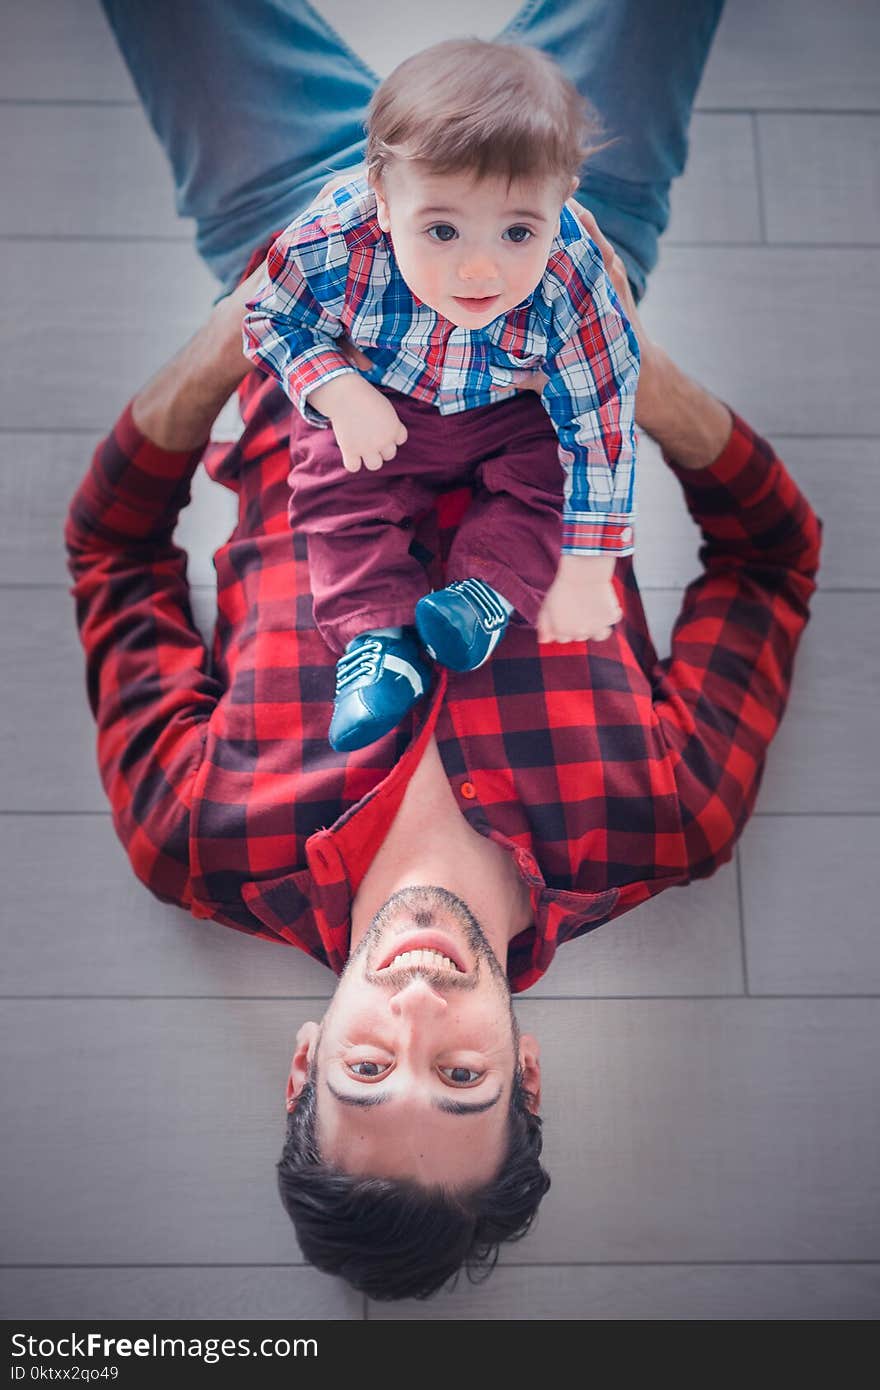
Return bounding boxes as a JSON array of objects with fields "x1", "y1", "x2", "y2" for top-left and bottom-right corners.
[
  {"x1": 414, "y1": 393, "x2": 563, "y2": 671},
  {"x1": 289, "y1": 422, "x2": 434, "y2": 656},
  {"x1": 289, "y1": 416, "x2": 442, "y2": 751},
  {"x1": 447, "y1": 393, "x2": 562, "y2": 623}
]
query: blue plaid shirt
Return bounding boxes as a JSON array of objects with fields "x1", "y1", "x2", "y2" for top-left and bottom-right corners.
[{"x1": 243, "y1": 172, "x2": 640, "y2": 555}]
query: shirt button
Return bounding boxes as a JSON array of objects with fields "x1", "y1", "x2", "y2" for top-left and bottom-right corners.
[
  {"x1": 460, "y1": 781, "x2": 477, "y2": 800},
  {"x1": 621, "y1": 526, "x2": 633, "y2": 543}
]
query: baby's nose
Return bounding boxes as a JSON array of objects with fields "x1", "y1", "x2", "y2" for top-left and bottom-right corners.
[{"x1": 458, "y1": 253, "x2": 499, "y2": 282}]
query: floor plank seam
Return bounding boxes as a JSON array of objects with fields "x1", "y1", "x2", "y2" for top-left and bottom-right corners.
[
  {"x1": 0, "y1": 99, "x2": 139, "y2": 108},
  {"x1": 3, "y1": 235, "x2": 878, "y2": 250},
  {"x1": 0, "y1": 234, "x2": 191, "y2": 245},
  {"x1": 750, "y1": 112, "x2": 769, "y2": 244},
  {"x1": 4, "y1": 1259, "x2": 879, "y2": 1270},
  {"x1": 3, "y1": 100, "x2": 879, "y2": 117},
  {"x1": 3, "y1": 993, "x2": 879, "y2": 1002},
  {"x1": 735, "y1": 846, "x2": 750, "y2": 996}
]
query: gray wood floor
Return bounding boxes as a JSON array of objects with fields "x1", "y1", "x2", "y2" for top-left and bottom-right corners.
[{"x1": 1, "y1": 0, "x2": 878, "y2": 1321}]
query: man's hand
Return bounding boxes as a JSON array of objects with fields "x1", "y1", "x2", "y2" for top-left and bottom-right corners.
[
  {"x1": 309, "y1": 373, "x2": 408, "y2": 472},
  {"x1": 537, "y1": 553, "x2": 622, "y2": 645}
]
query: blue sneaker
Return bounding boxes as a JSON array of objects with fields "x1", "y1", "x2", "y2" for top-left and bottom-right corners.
[
  {"x1": 328, "y1": 629, "x2": 432, "y2": 752},
  {"x1": 415, "y1": 579, "x2": 511, "y2": 672}
]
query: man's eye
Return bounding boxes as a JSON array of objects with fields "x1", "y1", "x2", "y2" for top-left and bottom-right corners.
[
  {"x1": 426, "y1": 224, "x2": 457, "y2": 242},
  {"x1": 347, "y1": 1060, "x2": 392, "y2": 1079},
  {"x1": 439, "y1": 1065, "x2": 483, "y2": 1085},
  {"x1": 504, "y1": 225, "x2": 533, "y2": 244}
]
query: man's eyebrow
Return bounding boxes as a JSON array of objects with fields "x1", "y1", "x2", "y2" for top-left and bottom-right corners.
[
  {"x1": 326, "y1": 1082, "x2": 390, "y2": 1108},
  {"x1": 433, "y1": 1090, "x2": 503, "y2": 1115},
  {"x1": 325, "y1": 1082, "x2": 503, "y2": 1114},
  {"x1": 414, "y1": 206, "x2": 547, "y2": 223}
]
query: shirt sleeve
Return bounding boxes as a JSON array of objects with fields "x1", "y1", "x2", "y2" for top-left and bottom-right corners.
[
  {"x1": 242, "y1": 208, "x2": 358, "y2": 426},
  {"x1": 651, "y1": 412, "x2": 823, "y2": 879},
  {"x1": 540, "y1": 243, "x2": 640, "y2": 557},
  {"x1": 64, "y1": 403, "x2": 222, "y2": 909}
]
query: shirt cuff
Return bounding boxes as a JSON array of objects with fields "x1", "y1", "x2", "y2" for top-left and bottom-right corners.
[
  {"x1": 662, "y1": 408, "x2": 767, "y2": 498},
  {"x1": 66, "y1": 400, "x2": 206, "y2": 551},
  {"x1": 289, "y1": 348, "x2": 359, "y2": 426},
  {"x1": 562, "y1": 513, "x2": 635, "y2": 556},
  {"x1": 101, "y1": 398, "x2": 204, "y2": 525}
]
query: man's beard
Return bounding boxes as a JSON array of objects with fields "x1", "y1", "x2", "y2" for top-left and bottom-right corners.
[{"x1": 344, "y1": 885, "x2": 513, "y2": 997}]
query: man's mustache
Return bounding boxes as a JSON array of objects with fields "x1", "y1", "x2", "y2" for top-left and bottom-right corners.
[{"x1": 364, "y1": 961, "x2": 480, "y2": 991}]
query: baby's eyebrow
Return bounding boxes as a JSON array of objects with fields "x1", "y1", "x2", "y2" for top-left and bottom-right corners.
[
  {"x1": 414, "y1": 205, "x2": 547, "y2": 223},
  {"x1": 414, "y1": 206, "x2": 460, "y2": 218}
]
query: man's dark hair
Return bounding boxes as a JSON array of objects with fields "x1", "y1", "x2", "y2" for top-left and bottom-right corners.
[{"x1": 277, "y1": 1067, "x2": 550, "y2": 1300}]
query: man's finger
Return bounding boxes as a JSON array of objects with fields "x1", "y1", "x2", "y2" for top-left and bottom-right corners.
[
  {"x1": 396, "y1": 425, "x2": 409, "y2": 446},
  {"x1": 379, "y1": 443, "x2": 398, "y2": 462},
  {"x1": 337, "y1": 336, "x2": 375, "y2": 371},
  {"x1": 315, "y1": 165, "x2": 364, "y2": 205},
  {"x1": 363, "y1": 452, "x2": 384, "y2": 472},
  {"x1": 566, "y1": 199, "x2": 617, "y2": 273},
  {"x1": 341, "y1": 453, "x2": 362, "y2": 474}
]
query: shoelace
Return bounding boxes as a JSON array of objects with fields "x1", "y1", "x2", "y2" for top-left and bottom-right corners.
[
  {"x1": 336, "y1": 638, "x2": 383, "y2": 692},
  {"x1": 450, "y1": 578, "x2": 509, "y2": 630}
]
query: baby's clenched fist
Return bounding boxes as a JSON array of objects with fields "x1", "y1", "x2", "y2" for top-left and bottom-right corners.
[{"x1": 536, "y1": 553, "x2": 623, "y2": 645}]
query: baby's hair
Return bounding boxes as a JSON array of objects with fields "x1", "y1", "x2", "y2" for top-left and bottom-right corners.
[{"x1": 365, "y1": 38, "x2": 611, "y2": 196}]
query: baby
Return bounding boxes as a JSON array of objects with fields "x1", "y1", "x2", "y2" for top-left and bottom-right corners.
[{"x1": 244, "y1": 38, "x2": 639, "y2": 752}]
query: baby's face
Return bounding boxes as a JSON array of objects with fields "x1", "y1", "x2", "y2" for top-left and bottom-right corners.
[{"x1": 374, "y1": 163, "x2": 576, "y2": 330}]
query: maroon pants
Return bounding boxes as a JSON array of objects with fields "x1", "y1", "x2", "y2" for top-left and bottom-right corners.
[{"x1": 288, "y1": 385, "x2": 563, "y2": 654}]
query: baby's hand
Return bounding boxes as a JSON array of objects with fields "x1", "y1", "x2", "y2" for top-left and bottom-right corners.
[
  {"x1": 335, "y1": 392, "x2": 408, "y2": 472},
  {"x1": 537, "y1": 554, "x2": 623, "y2": 645},
  {"x1": 310, "y1": 373, "x2": 408, "y2": 472}
]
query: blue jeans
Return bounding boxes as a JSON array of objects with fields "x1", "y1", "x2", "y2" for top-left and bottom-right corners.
[{"x1": 100, "y1": 0, "x2": 724, "y2": 300}]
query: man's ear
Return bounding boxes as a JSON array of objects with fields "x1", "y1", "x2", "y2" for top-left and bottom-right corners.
[
  {"x1": 517, "y1": 1033, "x2": 542, "y2": 1113},
  {"x1": 568, "y1": 176, "x2": 579, "y2": 198},
  {"x1": 286, "y1": 1021, "x2": 320, "y2": 1113}
]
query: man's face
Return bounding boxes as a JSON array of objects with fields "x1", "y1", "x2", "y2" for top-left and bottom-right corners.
[
  {"x1": 287, "y1": 887, "x2": 540, "y2": 1190},
  {"x1": 373, "y1": 163, "x2": 571, "y2": 330}
]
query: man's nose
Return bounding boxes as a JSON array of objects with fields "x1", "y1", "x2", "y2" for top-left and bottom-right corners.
[{"x1": 389, "y1": 977, "x2": 448, "y2": 1019}]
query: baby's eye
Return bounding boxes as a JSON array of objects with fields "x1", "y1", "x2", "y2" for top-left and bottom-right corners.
[
  {"x1": 347, "y1": 1060, "x2": 392, "y2": 1079},
  {"x1": 426, "y1": 224, "x2": 457, "y2": 242},
  {"x1": 439, "y1": 1065, "x2": 484, "y2": 1086},
  {"x1": 503, "y1": 225, "x2": 533, "y2": 244}
]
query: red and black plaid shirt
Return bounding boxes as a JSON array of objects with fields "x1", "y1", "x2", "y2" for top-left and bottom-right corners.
[{"x1": 65, "y1": 353, "x2": 821, "y2": 992}]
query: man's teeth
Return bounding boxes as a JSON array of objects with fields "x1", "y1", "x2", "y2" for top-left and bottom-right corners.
[{"x1": 388, "y1": 948, "x2": 461, "y2": 972}]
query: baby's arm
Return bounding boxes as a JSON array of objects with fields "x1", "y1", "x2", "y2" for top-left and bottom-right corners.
[
  {"x1": 243, "y1": 217, "x2": 406, "y2": 471},
  {"x1": 309, "y1": 372, "x2": 408, "y2": 472}
]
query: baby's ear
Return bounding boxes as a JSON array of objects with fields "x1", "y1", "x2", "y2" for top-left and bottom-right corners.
[{"x1": 374, "y1": 184, "x2": 392, "y2": 234}]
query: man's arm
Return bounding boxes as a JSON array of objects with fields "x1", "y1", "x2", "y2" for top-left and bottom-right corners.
[
  {"x1": 643, "y1": 356, "x2": 821, "y2": 875},
  {"x1": 65, "y1": 279, "x2": 259, "y2": 905}
]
